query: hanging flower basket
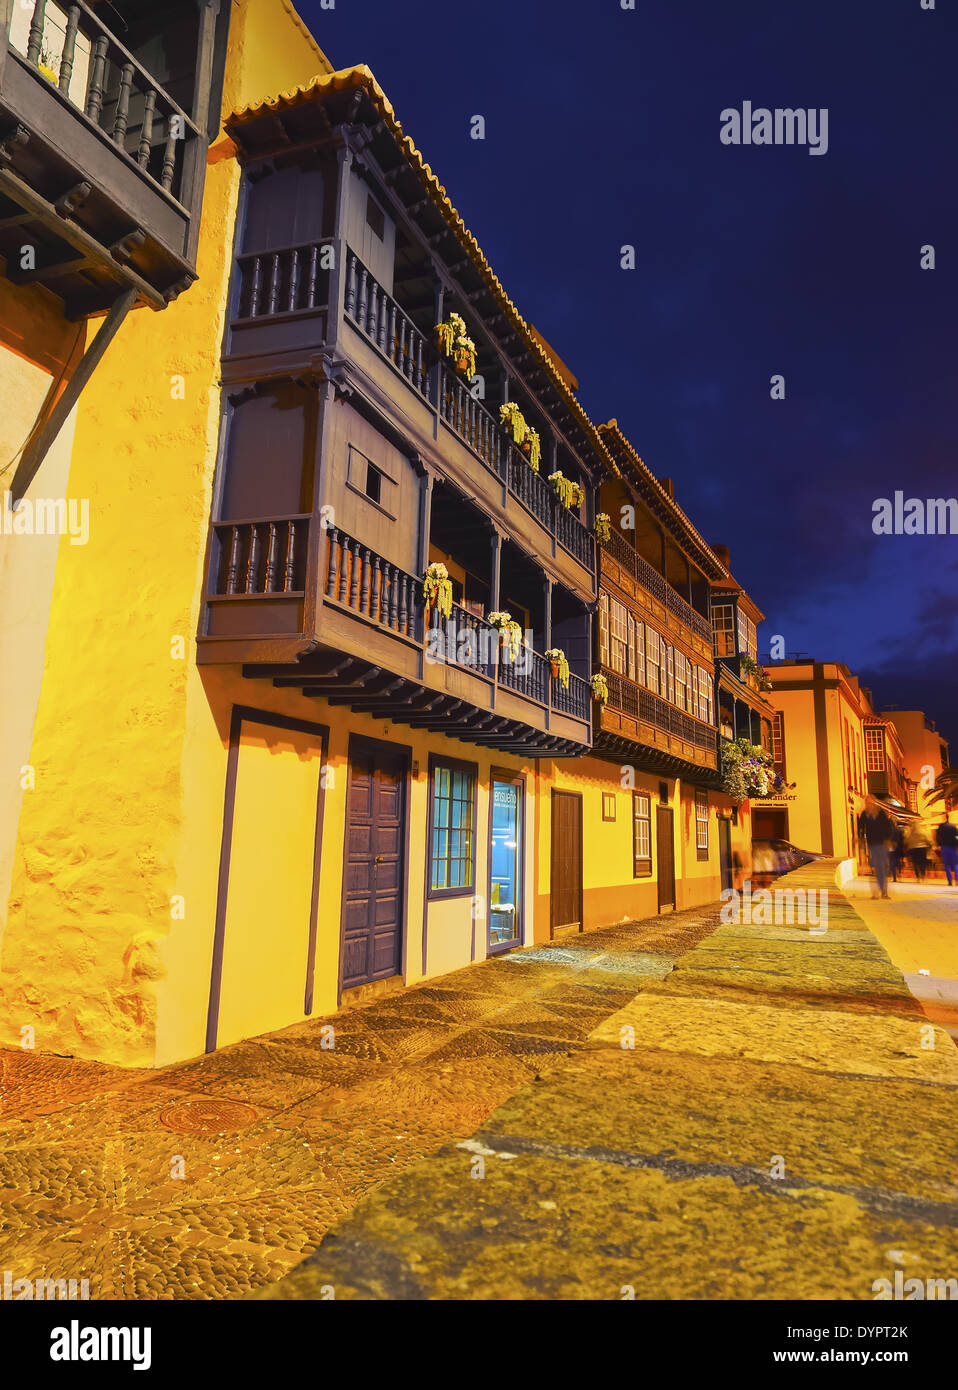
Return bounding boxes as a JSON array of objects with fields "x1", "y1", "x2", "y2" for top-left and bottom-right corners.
[
  {"x1": 548, "y1": 471, "x2": 584, "y2": 512},
  {"x1": 590, "y1": 673, "x2": 609, "y2": 704},
  {"x1": 720, "y1": 736, "x2": 784, "y2": 802},
  {"x1": 435, "y1": 311, "x2": 467, "y2": 358},
  {"x1": 423, "y1": 562, "x2": 453, "y2": 620},
  {"x1": 544, "y1": 648, "x2": 570, "y2": 689},
  {"x1": 454, "y1": 336, "x2": 477, "y2": 378},
  {"x1": 740, "y1": 653, "x2": 773, "y2": 691},
  {"x1": 524, "y1": 427, "x2": 541, "y2": 472},
  {"x1": 488, "y1": 610, "x2": 522, "y2": 664},
  {"x1": 499, "y1": 401, "x2": 528, "y2": 448},
  {"x1": 593, "y1": 513, "x2": 612, "y2": 543}
]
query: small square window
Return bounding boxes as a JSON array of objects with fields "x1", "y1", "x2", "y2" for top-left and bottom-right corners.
[
  {"x1": 366, "y1": 194, "x2": 385, "y2": 240},
  {"x1": 365, "y1": 463, "x2": 382, "y2": 504},
  {"x1": 602, "y1": 793, "x2": 616, "y2": 822}
]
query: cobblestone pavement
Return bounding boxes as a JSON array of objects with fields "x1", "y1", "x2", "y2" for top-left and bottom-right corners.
[
  {"x1": 0, "y1": 906, "x2": 721, "y2": 1299},
  {"x1": 258, "y1": 862, "x2": 958, "y2": 1301},
  {"x1": 843, "y1": 875, "x2": 958, "y2": 1039}
]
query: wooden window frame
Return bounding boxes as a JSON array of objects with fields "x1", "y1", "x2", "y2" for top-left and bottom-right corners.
[
  {"x1": 695, "y1": 788, "x2": 709, "y2": 861},
  {"x1": 602, "y1": 792, "x2": 616, "y2": 822},
  {"x1": 632, "y1": 791, "x2": 652, "y2": 877},
  {"x1": 427, "y1": 754, "x2": 479, "y2": 900}
]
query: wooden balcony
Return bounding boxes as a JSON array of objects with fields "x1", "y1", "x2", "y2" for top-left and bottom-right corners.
[
  {"x1": 599, "y1": 529, "x2": 713, "y2": 661},
  {"x1": 198, "y1": 520, "x2": 592, "y2": 756},
  {"x1": 0, "y1": 0, "x2": 227, "y2": 316},
  {"x1": 594, "y1": 669, "x2": 719, "y2": 779}
]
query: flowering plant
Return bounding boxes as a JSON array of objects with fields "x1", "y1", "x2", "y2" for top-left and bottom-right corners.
[
  {"x1": 548, "y1": 471, "x2": 584, "y2": 512},
  {"x1": 435, "y1": 311, "x2": 467, "y2": 357},
  {"x1": 488, "y1": 610, "x2": 522, "y2": 663},
  {"x1": 454, "y1": 335, "x2": 477, "y2": 378},
  {"x1": 524, "y1": 426, "x2": 541, "y2": 472},
  {"x1": 499, "y1": 401, "x2": 528, "y2": 445},
  {"x1": 720, "y1": 736, "x2": 783, "y2": 802},
  {"x1": 423, "y1": 562, "x2": 453, "y2": 619},
  {"x1": 590, "y1": 673, "x2": 609, "y2": 704},
  {"x1": 740, "y1": 653, "x2": 773, "y2": 691},
  {"x1": 593, "y1": 512, "x2": 612, "y2": 543},
  {"x1": 37, "y1": 44, "x2": 58, "y2": 84},
  {"x1": 544, "y1": 648, "x2": 570, "y2": 689}
]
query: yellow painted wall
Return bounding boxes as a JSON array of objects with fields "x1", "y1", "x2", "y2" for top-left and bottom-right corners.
[{"x1": 0, "y1": 0, "x2": 339, "y2": 1065}]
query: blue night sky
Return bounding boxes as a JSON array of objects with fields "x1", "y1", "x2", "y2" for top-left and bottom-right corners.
[{"x1": 298, "y1": 0, "x2": 957, "y2": 748}]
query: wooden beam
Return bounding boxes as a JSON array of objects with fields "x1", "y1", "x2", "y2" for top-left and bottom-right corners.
[{"x1": 11, "y1": 286, "x2": 137, "y2": 504}]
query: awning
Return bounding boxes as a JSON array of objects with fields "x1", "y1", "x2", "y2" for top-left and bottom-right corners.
[{"x1": 877, "y1": 796, "x2": 920, "y2": 822}]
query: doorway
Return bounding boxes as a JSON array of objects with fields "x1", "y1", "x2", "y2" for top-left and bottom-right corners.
[
  {"x1": 656, "y1": 803, "x2": 675, "y2": 911},
  {"x1": 488, "y1": 772, "x2": 524, "y2": 952},
  {"x1": 718, "y1": 817, "x2": 733, "y2": 892},
  {"x1": 551, "y1": 790, "x2": 583, "y2": 934},
  {"x1": 340, "y1": 736, "x2": 409, "y2": 991}
]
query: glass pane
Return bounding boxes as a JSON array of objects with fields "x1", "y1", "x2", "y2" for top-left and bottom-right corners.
[{"x1": 489, "y1": 781, "x2": 520, "y2": 946}]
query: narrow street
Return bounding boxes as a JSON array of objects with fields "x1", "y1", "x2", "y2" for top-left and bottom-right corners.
[{"x1": 2, "y1": 862, "x2": 956, "y2": 1300}]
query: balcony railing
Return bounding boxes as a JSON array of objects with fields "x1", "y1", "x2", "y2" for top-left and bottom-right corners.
[
  {"x1": 209, "y1": 515, "x2": 310, "y2": 597},
  {"x1": 9, "y1": 0, "x2": 201, "y2": 206},
  {"x1": 318, "y1": 529, "x2": 589, "y2": 726},
  {"x1": 604, "y1": 671, "x2": 717, "y2": 755},
  {"x1": 601, "y1": 530, "x2": 712, "y2": 644},
  {"x1": 341, "y1": 248, "x2": 595, "y2": 575},
  {"x1": 344, "y1": 249, "x2": 429, "y2": 398},
  {"x1": 236, "y1": 240, "x2": 332, "y2": 321}
]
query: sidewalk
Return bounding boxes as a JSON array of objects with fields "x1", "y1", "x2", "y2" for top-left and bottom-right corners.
[
  {"x1": 258, "y1": 861, "x2": 958, "y2": 1300},
  {"x1": 0, "y1": 905, "x2": 720, "y2": 1299},
  {"x1": 842, "y1": 873, "x2": 958, "y2": 1039}
]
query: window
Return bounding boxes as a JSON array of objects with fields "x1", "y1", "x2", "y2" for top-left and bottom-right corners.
[
  {"x1": 632, "y1": 792, "x2": 652, "y2": 876},
  {"x1": 610, "y1": 598, "x2": 629, "y2": 675},
  {"x1": 645, "y1": 626, "x2": 660, "y2": 694},
  {"x1": 627, "y1": 614, "x2": 637, "y2": 681},
  {"x1": 429, "y1": 759, "x2": 477, "y2": 895},
  {"x1": 695, "y1": 789, "x2": 709, "y2": 858},
  {"x1": 737, "y1": 608, "x2": 758, "y2": 661},
  {"x1": 347, "y1": 446, "x2": 396, "y2": 516},
  {"x1": 602, "y1": 793, "x2": 616, "y2": 821},
  {"x1": 697, "y1": 669, "x2": 714, "y2": 723},
  {"x1": 666, "y1": 645, "x2": 675, "y2": 704},
  {"x1": 712, "y1": 602, "x2": 736, "y2": 657},
  {"x1": 772, "y1": 712, "x2": 786, "y2": 772},
  {"x1": 366, "y1": 193, "x2": 386, "y2": 240},
  {"x1": 865, "y1": 727, "x2": 885, "y2": 772},
  {"x1": 674, "y1": 651, "x2": 687, "y2": 711},
  {"x1": 364, "y1": 462, "x2": 383, "y2": 504},
  {"x1": 689, "y1": 663, "x2": 698, "y2": 718},
  {"x1": 598, "y1": 594, "x2": 610, "y2": 667},
  {"x1": 635, "y1": 620, "x2": 645, "y2": 687}
]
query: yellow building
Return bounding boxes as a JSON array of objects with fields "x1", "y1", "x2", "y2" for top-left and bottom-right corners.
[
  {"x1": 0, "y1": 2, "x2": 750, "y2": 1069},
  {"x1": 765, "y1": 661, "x2": 915, "y2": 859}
]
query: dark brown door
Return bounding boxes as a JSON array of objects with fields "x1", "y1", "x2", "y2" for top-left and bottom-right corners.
[
  {"x1": 341, "y1": 740, "x2": 407, "y2": 989},
  {"x1": 719, "y1": 818, "x2": 733, "y2": 892},
  {"x1": 551, "y1": 790, "x2": 583, "y2": 934},
  {"x1": 656, "y1": 804, "x2": 675, "y2": 911}
]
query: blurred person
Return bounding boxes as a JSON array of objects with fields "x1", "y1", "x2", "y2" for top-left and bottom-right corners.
[
  {"x1": 858, "y1": 796, "x2": 897, "y2": 899},
  {"x1": 889, "y1": 822, "x2": 905, "y2": 882},
  {"x1": 903, "y1": 820, "x2": 933, "y2": 882},
  {"x1": 935, "y1": 815, "x2": 958, "y2": 886}
]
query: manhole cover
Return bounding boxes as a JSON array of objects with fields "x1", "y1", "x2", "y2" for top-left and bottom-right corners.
[{"x1": 158, "y1": 1098, "x2": 258, "y2": 1135}]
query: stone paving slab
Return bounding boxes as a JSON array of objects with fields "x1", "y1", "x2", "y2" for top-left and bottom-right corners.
[
  {"x1": 0, "y1": 903, "x2": 721, "y2": 1299},
  {"x1": 258, "y1": 863, "x2": 958, "y2": 1300}
]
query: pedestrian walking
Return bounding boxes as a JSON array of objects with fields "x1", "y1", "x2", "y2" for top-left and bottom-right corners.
[
  {"x1": 935, "y1": 816, "x2": 958, "y2": 886},
  {"x1": 903, "y1": 820, "x2": 933, "y2": 882},
  {"x1": 857, "y1": 796, "x2": 897, "y2": 899},
  {"x1": 889, "y1": 823, "x2": 905, "y2": 882}
]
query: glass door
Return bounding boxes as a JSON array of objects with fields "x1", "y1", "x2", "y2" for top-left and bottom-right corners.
[{"x1": 489, "y1": 776, "x2": 522, "y2": 950}]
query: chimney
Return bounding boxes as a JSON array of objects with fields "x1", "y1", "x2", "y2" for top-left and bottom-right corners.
[
  {"x1": 660, "y1": 477, "x2": 674, "y2": 499},
  {"x1": 712, "y1": 544, "x2": 731, "y2": 570}
]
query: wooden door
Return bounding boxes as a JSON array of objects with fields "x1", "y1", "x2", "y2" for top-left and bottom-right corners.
[
  {"x1": 719, "y1": 818, "x2": 733, "y2": 892},
  {"x1": 551, "y1": 790, "x2": 583, "y2": 934},
  {"x1": 656, "y1": 804, "x2": 675, "y2": 911},
  {"x1": 341, "y1": 740, "x2": 407, "y2": 989}
]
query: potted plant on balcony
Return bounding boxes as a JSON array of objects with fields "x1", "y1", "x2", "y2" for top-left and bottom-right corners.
[
  {"x1": 590, "y1": 673, "x2": 609, "y2": 704},
  {"x1": 522, "y1": 426, "x2": 542, "y2": 472},
  {"x1": 488, "y1": 610, "x2": 522, "y2": 664},
  {"x1": 435, "y1": 312, "x2": 476, "y2": 376},
  {"x1": 548, "y1": 471, "x2": 584, "y2": 512},
  {"x1": 544, "y1": 648, "x2": 570, "y2": 689},
  {"x1": 740, "y1": 653, "x2": 773, "y2": 692},
  {"x1": 422, "y1": 562, "x2": 453, "y2": 620},
  {"x1": 499, "y1": 401, "x2": 528, "y2": 448},
  {"x1": 593, "y1": 512, "x2": 612, "y2": 543},
  {"x1": 720, "y1": 736, "x2": 783, "y2": 803},
  {"x1": 37, "y1": 44, "x2": 59, "y2": 85}
]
